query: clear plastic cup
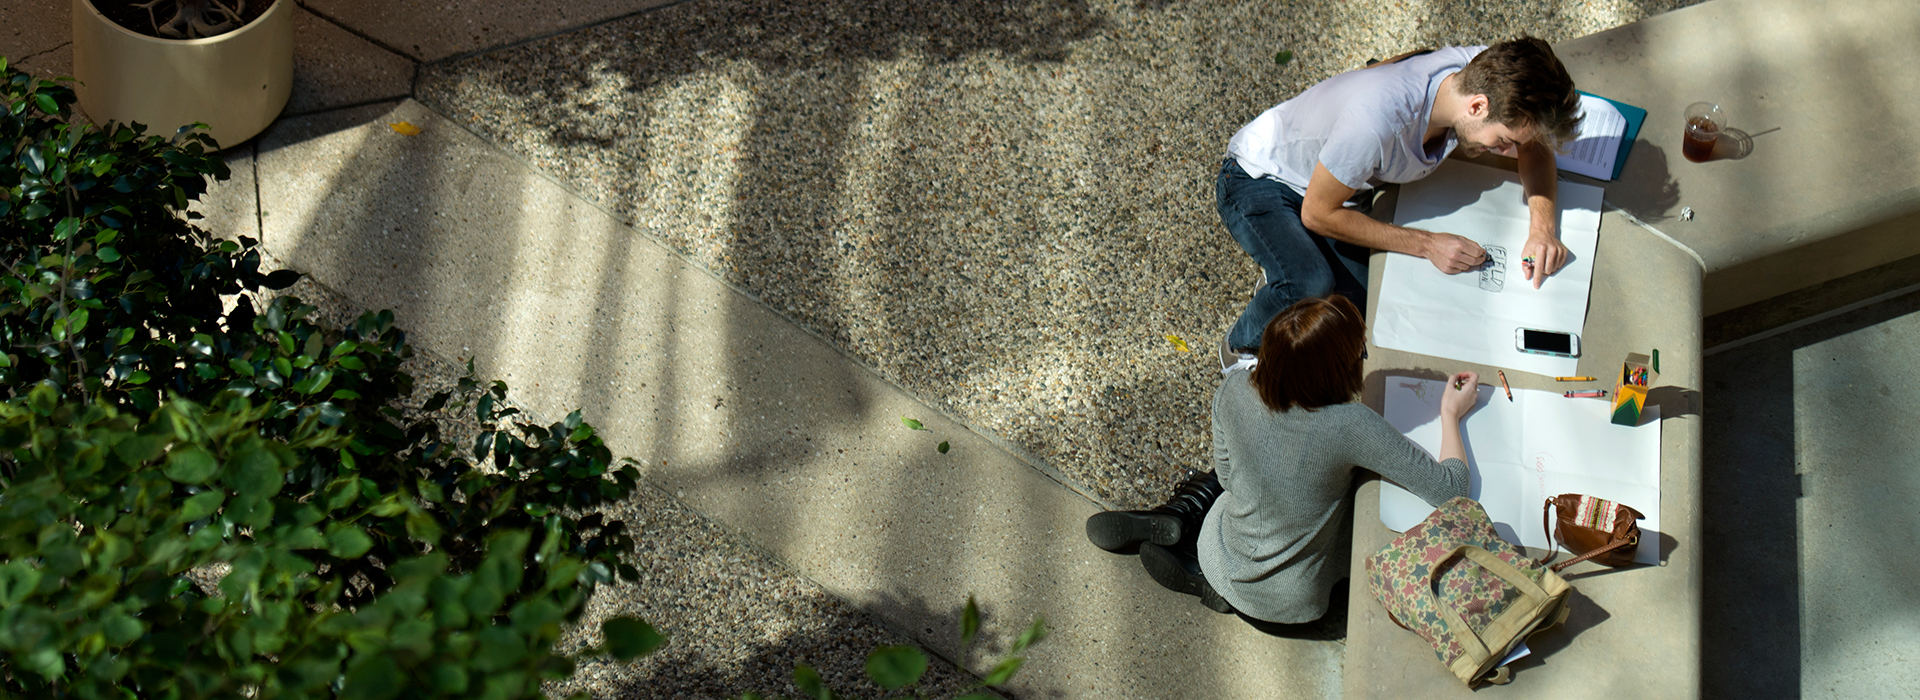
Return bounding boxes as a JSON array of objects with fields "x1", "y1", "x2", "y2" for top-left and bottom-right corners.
[{"x1": 1682, "y1": 102, "x2": 1723, "y2": 162}]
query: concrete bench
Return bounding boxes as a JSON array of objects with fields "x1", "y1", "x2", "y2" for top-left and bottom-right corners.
[
  {"x1": 1567, "y1": 0, "x2": 1920, "y2": 324},
  {"x1": 1341, "y1": 0, "x2": 1920, "y2": 695}
]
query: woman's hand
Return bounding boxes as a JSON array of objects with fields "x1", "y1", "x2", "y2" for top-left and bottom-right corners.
[{"x1": 1441, "y1": 371, "x2": 1479, "y2": 422}]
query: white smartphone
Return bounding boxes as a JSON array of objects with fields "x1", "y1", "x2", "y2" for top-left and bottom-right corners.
[{"x1": 1515, "y1": 328, "x2": 1580, "y2": 358}]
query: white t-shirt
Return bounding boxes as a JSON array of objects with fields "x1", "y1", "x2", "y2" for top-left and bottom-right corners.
[{"x1": 1227, "y1": 46, "x2": 1486, "y2": 194}]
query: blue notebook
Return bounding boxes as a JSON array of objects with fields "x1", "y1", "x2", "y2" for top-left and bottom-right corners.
[{"x1": 1577, "y1": 91, "x2": 1647, "y2": 180}]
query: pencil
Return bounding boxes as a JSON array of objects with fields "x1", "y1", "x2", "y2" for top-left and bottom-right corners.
[
  {"x1": 1554, "y1": 376, "x2": 1596, "y2": 382},
  {"x1": 1498, "y1": 370, "x2": 1512, "y2": 402}
]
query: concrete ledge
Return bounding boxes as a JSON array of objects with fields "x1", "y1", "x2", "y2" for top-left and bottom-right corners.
[{"x1": 1557, "y1": 0, "x2": 1920, "y2": 315}]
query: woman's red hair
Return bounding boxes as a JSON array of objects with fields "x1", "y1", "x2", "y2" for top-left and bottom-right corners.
[{"x1": 1249, "y1": 295, "x2": 1366, "y2": 412}]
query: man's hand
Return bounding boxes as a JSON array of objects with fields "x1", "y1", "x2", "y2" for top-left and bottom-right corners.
[
  {"x1": 1515, "y1": 140, "x2": 1564, "y2": 289},
  {"x1": 1423, "y1": 232, "x2": 1487, "y2": 274},
  {"x1": 1520, "y1": 233, "x2": 1569, "y2": 288}
]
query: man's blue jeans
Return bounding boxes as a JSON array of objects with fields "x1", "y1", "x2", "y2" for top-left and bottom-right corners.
[{"x1": 1216, "y1": 158, "x2": 1371, "y2": 351}]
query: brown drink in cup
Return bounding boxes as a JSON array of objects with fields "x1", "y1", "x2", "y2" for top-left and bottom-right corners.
[{"x1": 1682, "y1": 102, "x2": 1723, "y2": 163}]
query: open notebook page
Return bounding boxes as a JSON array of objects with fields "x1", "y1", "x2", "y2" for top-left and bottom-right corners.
[{"x1": 1556, "y1": 94, "x2": 1625, "y2": 180}]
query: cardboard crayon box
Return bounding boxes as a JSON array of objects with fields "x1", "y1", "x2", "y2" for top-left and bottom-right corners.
[{"x1": 1610, "y1": 351, "x2": 1659, "y2": 426}]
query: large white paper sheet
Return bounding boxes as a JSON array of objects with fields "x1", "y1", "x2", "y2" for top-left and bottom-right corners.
[
  {"x1": 1375, "y1": 161, "x2": 1605, "y2": 377},
  {"x1": 1379, "y1": 377, "x2": 1662, "y2": 565}
]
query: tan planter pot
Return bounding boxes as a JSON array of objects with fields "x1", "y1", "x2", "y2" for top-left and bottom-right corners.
[{"x1": 71, "y1": 0, "x2": 293, "y2": 149}]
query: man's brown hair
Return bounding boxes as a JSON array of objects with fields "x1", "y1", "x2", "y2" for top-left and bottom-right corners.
[
  {"x1": 1249, "y1": 295, "x2": 1367, "y2": 412},
  {"x1": 1456, "y1": 36, "x2": 1582, "y2": 148}
]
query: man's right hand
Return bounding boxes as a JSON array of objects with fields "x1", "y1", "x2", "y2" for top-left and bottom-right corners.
[{"x1": 1423, "y1": 232, "x2": 1487, "y2": 274}]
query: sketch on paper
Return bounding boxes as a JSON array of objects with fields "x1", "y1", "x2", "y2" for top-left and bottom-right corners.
[
  {"x1": 1479, "y1": 245, "x2": 1507, "y2": 292},
  {"x1": 1372, "y1": 161, "x2": 1604, "y2": 376}
]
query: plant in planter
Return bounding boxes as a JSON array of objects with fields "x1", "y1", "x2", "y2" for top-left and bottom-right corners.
[
  {"x1": 130, "y1": 0, "x2": 253, "y2": 39},
  {"x1": 71, "y1": 0, "x2": 292, "y2": 148}
]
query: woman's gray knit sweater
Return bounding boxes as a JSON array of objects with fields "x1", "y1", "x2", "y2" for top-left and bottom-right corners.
[{"x1": 1196, "y1": 368, "x2": 1470, "y2": 623}]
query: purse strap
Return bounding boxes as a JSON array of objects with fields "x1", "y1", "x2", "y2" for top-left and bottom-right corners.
[
  {"x1": 1423, "y1": 545, "x2": 1552, "y2": 670},
  {"x1": 1540, "y1": 497, "x2": 1640, "y2": 573}
]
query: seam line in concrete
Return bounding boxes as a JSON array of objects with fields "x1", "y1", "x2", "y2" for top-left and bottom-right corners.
[
  {"x1": 420, "y1": 0, "x2": 705, "y2": 68},
  {"x1": 1605, "y1": 201, "x2": 1706, "y2": 270},
  {"x1": 1704, "y1": 279, "x2": 1920, "y2": 356},
  {"x1": 282, "y1": 94, "x2": 416, "y2": 119},
  {"x1": 401, "y1": 98, "x2": 1118, "y2": 510},
  {"x1": 293, "y1": 0, "x2": 427, "y2": 65},
  {"x1": 250, "y1": 140, "x2": 263, "y2": 245},
  {"x1": 14, "y1": 41, "x2": 73, "y2": 65}
]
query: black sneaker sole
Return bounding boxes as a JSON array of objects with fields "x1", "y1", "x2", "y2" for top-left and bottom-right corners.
[
  {"x1": 1085, "y1": 511, "x2": 1182, "y2": 552},
  {"x1": 1139, "y1": 543, "x2": 1234, "y2": 614}
]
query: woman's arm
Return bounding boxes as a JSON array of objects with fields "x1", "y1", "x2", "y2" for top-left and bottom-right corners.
[
  {"x1": 1345, "y1": 372, "x2": 1480, "y2": 505},
  {"x1": 1437, "y1": 371, "x2": 1479, "y2": 464}
]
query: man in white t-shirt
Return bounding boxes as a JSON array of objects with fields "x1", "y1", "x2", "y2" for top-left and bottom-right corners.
[{"x1": 1218, "y1": 37, "x2": 1582, "y2": 355}]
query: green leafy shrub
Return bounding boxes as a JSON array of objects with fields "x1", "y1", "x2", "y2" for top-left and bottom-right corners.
[{"x1": 0, "y1": 58, "x2": 663, "y2": 698}]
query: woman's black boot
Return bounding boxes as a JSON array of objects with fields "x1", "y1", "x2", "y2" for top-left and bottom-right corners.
[
  {"x1": 1139, "y1": 542, "x2": 1234, "y2": 614},
  {"x1": 1084, "y1": 470, "x2": 1223, "y2": 552}
]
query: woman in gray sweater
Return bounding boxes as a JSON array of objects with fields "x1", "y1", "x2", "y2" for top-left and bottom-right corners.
[{"x1": 1088, "y1": 295, "x2": 1477, "y2": 624}]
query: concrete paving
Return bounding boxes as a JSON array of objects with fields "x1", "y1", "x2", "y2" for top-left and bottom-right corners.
[
  {"x1": 301, "y1": 0, "x2": 681, "y2": 63},
  {"x1": 251, "y1": 99, "x2": 1343, "y2": 698},
  {"x1": 1703, "y1": 290, "x2": 1920, "y2": 699}
]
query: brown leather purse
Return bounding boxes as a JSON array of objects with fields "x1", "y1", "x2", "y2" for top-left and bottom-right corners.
[{"x1": 1540, "y1": 494, "x2": 1644, "y2": 572}]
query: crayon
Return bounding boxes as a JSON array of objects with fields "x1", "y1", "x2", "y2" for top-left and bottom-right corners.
[
  {"x1": 1564, "y1": 390, "x2": 1608, "y2": 398},
  {"x1": 1555, "y1": 376, "x2": 1596, "y2": 382},
  {"x1": 1497, "y1": 370, "x2": 1512, "y2": 402}
]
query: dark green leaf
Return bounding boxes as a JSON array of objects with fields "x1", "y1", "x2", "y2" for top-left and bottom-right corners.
[
  {"x1": 163, "y1": 446, "x2": 217, "y2": 484},
  {"x1": 96, "y1": 246, "x2": 121, "y2": 263},
  {"x1": 1012, "y1": 616, "x2": 1048, "y2": 653},
  {"x1": 937, "y1": 441, "x2": 950, "y2": 454},
  {"x1": 1275, "y1": 50, "x2": 1294, "y2": 65},
  {"x1": 325, "y1": 477, "x2": 361, "y2": 510},
  {"x1": 793, "y1": 664, "x2": 831, "y2": 700},
  {"x1": 603, "y1": 617, "x2": 665, "y2": 660},
  {"x1": 327, "y1": 526, "x2": 373, "y2": 559},
  {"x1": 428, "y1": 663, "x2": 469, "y2": 693},
  {"x1": 102, "y1": 613, "x2": 144, "y2": 646},
  {"x1": 34, "y1": 92, "x2": 57, "y2": 115},
  {"x1": 112, "y1": 434, "x2": 166, "y2": 464},
  {"x1": 175, "y1": 490, "x2": 226, "y2": 523},
  {"x1": 0, "y1": 561, "x2": 43, "y2": 606},
  {"x1": 340, "y1": 655, "x2": 403, "y2": 700},
  {"x1": 229, "y1": 440, "x2": 284, "y2": 498},
  {"x1": 315, "y1": 402, "x2": 345, "y2": 427},
  {"x1": 263, "y1": 269, "x2": 302, "y2": 289},
  {"x1": 293, "y1": 368, "x2": 333, "y2": 395},
  {"x1": 865, "y1": 646, "x2": 927, "y2": 690},
  {"x1": 982, "y1": 656, "x2": 1025, "y2": 686},
  {"x1": 961, "y1": 595, "x2": 980, "y2": 649}
]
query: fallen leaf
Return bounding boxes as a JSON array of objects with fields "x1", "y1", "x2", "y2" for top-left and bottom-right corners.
[
  {"x1": 1274, "y1": 50, "x2": 1294, "y2": 66},
  {"x1": 901, "y1": 416, "x2": 926, "y2": 431},
  {"x1": 937, "y1": 441, "x2": 950, "y2": 454},
  {"x1": 1164, "y1": 334, "x2": 1191, "y2": 353},
  {"x1": 390, "y1": 121, "x2": 423, "y2": 136}
]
